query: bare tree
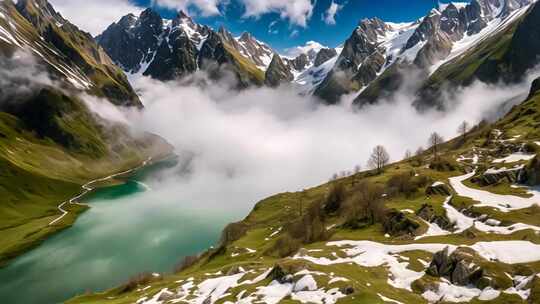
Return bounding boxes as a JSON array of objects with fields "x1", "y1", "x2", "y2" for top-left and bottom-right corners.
[
  {"x1": 368, "y1": 145, "x2": 390, "y2": 174},
  {"x1": 428, "y1": 132, "x2": 444, "y2": 160},
  {"x1": 404, "y1": 149, "x2": 412, "y2": 159},
  {"x1": 415, "y1": 146, "x2": 424, "y2": 157},
  {"x1": 457, "y1": 121, "x2": 470, "y2": 142}
]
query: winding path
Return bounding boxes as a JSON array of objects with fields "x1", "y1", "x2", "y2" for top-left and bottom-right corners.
[{"x1": 48, "y1": 157, "x2": 152, "y2": 226}]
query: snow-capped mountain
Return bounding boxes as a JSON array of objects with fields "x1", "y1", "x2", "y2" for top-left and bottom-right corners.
[
  {"x1": 98, "y1": 9, "x2": 276, "y2": 85},
  {"x1": 315, "y1": 0, "x2": 538, "y2": 104},
  {"x1": 95, "y1": 0, "x2": 540, "y2": 108}
]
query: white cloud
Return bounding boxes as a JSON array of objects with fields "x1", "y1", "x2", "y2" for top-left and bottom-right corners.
[
  {"x1": 323, "y1": 1, "x2": 344, "y2": 25},
  {"x1": 284, "y1": 40, "x2": 326, "y2": 58},
  {"x1": 240, "y1": 0, "x2": 314, "y2": 28},
  {"x1": 268, "y1": 20, "x2": 279, "y2": 34},
  {"x1": 80, "y1": 69, "x2": 539, "y2": 217},
  {"x1": 151, "y1": 0, "x2": 223, "y2": 16},
  {"x1": 49, "y1": 0, "x2": 144, "y2": 36}
]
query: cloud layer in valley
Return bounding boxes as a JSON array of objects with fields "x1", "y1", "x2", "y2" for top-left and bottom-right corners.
[{"x1": 82, "y1": 68, "x2": 539, "y2": 216}]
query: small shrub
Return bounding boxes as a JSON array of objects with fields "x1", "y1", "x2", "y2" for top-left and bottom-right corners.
[
  {"x1": 429, "y1": 157, "x2": 457, "y2": 172},
  {"x1": 346, "y1": 181, "x2": 386, "y2": 225},
  {"x1": 323, "y1": 183, "x2": 346, "y2": 214},
  {"x1": 387, "y1": 172, "x2": 416, "y2": 197}
]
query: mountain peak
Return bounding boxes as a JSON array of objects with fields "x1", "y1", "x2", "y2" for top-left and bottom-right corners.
[
  {"x1": 177, "y1": 10, "x2": 191, "y2": 20},
  {"x1": 239, "y1": 31, "x2": 253, "y2": 41}
]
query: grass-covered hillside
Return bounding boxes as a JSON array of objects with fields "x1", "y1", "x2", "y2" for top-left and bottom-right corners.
[
  {"x1": 0, "y1": 87, "x2": 173, "y2": 268},
  {"x1": 0, "y1": 0, "x2": 141, "y2": 107},
  {"x1": 69, "y1": 78, "x2": 540, "y2": 304}
]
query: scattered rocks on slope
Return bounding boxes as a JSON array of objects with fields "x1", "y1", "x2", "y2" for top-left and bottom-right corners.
[
  {"x1": 383, "y1": 210, "x2": 421, "y2": 237},
  {"x1": 472, "y1": 167, "x2": 523, "y2": 186},
  {"x1": 426, "y1": 247, "x2": 487, "y2": 287},
  {"x1": 416, "y1": 204, "x2": 452, "y2": 230}
]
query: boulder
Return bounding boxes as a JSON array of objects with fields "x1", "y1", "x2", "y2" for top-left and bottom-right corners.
[
  {"x1": 383, "y1": 210, "x2": 420, "y2": 236},
  {"x1": 426, "y1": 247, "x2": 487, "y2": 288},
  {"x1": 266, "y1": 264, "x2": 293, "y2": 284},
  {"x1": 339, "y1": 286, "x2": 355, "y2": 295},
  {"x1": 425, "y1": 182, "x2": 452, "y2": 196}
]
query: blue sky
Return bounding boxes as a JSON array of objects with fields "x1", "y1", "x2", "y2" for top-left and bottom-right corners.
[{"x1": 134, "y1": 0, "x2": 467, "y2": 52}]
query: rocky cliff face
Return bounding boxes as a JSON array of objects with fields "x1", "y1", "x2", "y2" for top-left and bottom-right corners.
[
  {"x1": 98, "y1": 9, "x2": 274, "y2": 87},
  {"x1": 1, "y1": 0, "x2": 141, "y2": 107},
  {"x1": 265, "y1": 54, "x2": 294, "y2": 87}
]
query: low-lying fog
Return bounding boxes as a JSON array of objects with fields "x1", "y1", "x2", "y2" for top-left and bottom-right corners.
[{"x1": 93, "y1": 70, "x2": 539, "y2": 216}]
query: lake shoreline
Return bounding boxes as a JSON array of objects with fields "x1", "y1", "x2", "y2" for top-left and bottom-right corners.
[{"x1": 0, "y1": 152, "x2": 176, "y2": 269}]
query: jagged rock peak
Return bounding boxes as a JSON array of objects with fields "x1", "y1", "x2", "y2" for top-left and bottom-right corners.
[
  {"x1": 173, "y1": 10, "x2": 195, "y2": 27},
  {"x1": 265, "y1": 54, "x2": 294, "y2": 87},
  {"x1": 16, "y1": 0, "x2": 66, "y2": 26},
  {"x1": 314, "y1": 48, "x2": 337, "y2": 67},
  {"x1": 239, "y1": 31, "x2": 253, "y2": 41},
  {"x1": 117, "y1": 13, "x2": 137, "y2": 28}
]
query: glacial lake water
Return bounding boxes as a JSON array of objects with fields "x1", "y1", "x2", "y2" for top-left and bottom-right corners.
[{"x1": 0, "y1": 159, "x2": 240, "y2": 303}]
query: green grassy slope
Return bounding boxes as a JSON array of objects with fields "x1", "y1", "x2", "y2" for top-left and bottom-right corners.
[
  {"x1": 1, "y1": 0, "x2": 141, "y2": 106},
  {"x1": 0, "y1": 88, "x2": 173, "y2": 267}
]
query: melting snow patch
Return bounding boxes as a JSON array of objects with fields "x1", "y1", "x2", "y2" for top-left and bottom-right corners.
[
  {"x1": 492, "y1": 153, "x2": 535, "y2": 164},
  {"x1": 422, "y1": 280, "x2": 482, "y2": 303},
  {"x1": 449, "y1": 170, "x2": 540, "y2": 211},
  {"x1": 378, "y1": 293, "x2": 404, "y2": 304}
]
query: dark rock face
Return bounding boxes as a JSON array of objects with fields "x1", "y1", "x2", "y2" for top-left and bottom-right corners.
[
  {"x1": 314, "y1": 48, "x2": 337, "y2": 67},
  {"x1": 427, "y1": 247, "x2": 486, "y2": 287},
  {"x1": 314, "y1": 17, "x2": 387, "y2": 104},
  {"x1": 97, "y1": 9, "x2": 163, "y2": 73},
  {"x1": 505, "y1": 2, "x2": 540, "y2": 81},
  {"x1": 288, "y1": 53, "x2": 310, "y2": 71},
  {"x1": 265, "y1": 55, "x2": 294, "y2": 87},
  {"x1": 528, "y1": 77, "x2": 540, "y2": 99},
  {"x1": 98, "y1": 9, "x2": 267, "y2": 86},
  {"x1": 144, "y1": 35, "x2": 198, "y2": 80}
]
